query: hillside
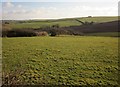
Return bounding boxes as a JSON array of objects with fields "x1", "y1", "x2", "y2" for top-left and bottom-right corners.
[
  {"x1": 2, "y1": 16, "x2": 119, "y2": 37},
  {"x1": 62, "y1": 20, "x2": 119, "y2": 33},
  {"x1": 2, "y1": 16, "x2": 118, "y2": 29}
]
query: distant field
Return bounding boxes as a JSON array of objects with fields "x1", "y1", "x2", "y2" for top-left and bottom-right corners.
[
  {"x1": 2, "y1": 36, "x2": 119, "y2": 86},
  {"x1": 5, "y1": 16, "x2": 118, "y2": 29}
]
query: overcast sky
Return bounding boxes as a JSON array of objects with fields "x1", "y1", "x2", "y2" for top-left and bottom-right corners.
[{"x1": 1, "y1": 0, "x2": 119, "y2": 20}]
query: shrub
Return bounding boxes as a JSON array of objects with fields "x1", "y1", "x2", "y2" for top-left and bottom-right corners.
[
  {"x1": 51, "y1": 24, "x2": 59, "y2": 28},
  {"x1": 72, "y1": 32, "x2": 84, "y2": 36},
  {"x1": 49, "y1": 29, "x2": 57, "y2": 36},
  {"x1": 5, "y1": 22, "x2": 9, "y2": 24},
  {"x1": 2, "y1": 29, "x2": 49, "y2": 37},
  {"x1": 35, "y1": 31, "x2": 48, "y2": 36},
  {"x1": 2, "y1": 29, "x2": 37, "y2": 37},
  {"x1": 2, "y1": 30, "x2": 9, "y2": 37},
  {"x1": 88, "y1": 16, "x2": 92, "y2": 18}
]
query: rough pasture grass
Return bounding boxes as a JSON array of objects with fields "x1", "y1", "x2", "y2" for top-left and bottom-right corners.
[
  {"x1": 2, "y1": 36, "x2": 119, "y2": 86},
  {"x1": 11, "y1": 20, "x2": 80, "y2": 29}
]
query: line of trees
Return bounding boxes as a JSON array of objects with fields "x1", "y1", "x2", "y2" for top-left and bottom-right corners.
[{"x1": 2, "y1": 24, "x2": 85, "y2": 37}]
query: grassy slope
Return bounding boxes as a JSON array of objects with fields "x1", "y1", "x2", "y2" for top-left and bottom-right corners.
[
  {"x1": 10, "y1": 16, "x2": 118, "y2": 29},
  {"x1": 2, "y1": 36, "x2": 119, "y2": 85}
]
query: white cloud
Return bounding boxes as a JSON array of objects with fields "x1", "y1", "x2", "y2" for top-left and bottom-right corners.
[
  {"x1": 17, "y1": 5, "x2": 22, "y2": 8},
  {"x1": 11, "y1": 9, "x2": 27, "y2": 14},
  {"x1": 4, "y1": 2, "x2": 14, "y2": 8},
  {"x1": 69, "y1": 5, "x2": 117, "y2": 17},
  {"x1": 2, "y1": 2, "x2": 118, "y2": 20}
]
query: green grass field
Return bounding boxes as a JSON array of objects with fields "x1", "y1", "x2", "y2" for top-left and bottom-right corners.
[
  {"x1": 7, "y1": 16, "x2": 118, "y2": 29},
  {"x1": 2, "y1": 36, "x2": 119, "y2": 86}
]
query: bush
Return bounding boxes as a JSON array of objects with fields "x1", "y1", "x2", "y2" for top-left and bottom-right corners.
[
  {"x1": 72, "y1": 32, "x2": 84, "y2": 36},
  {"x1": 35, "y1": 31, "x2": 48, "y2": 36},
  {"x1": 49, "y1": 29, "x2": 57, "y2": 36},
  {"x1": 2, "y1": 29, "x2": 49, "y2": 37},
  {"x1": 5, "y1": 22, "x2": 9, "y2": 24},
  {"x1": 2, "y1": 29, "x2": 37, "y2": 37},
  {"x1": 51, "y1": 24, "x2": 59, "y2": 28}
]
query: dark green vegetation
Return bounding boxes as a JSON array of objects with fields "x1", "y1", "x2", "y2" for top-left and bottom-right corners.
[
  {"x1": 2, "y1": 36, "x2": 119, "y2": 86},
  {"x1": 2, "y1": 16, "x2": 119, "y2": 37}
]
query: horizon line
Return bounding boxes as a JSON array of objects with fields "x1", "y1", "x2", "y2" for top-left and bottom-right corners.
[{"x1": 1, "y1": 16, "x2": 118, "y2": 21}]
